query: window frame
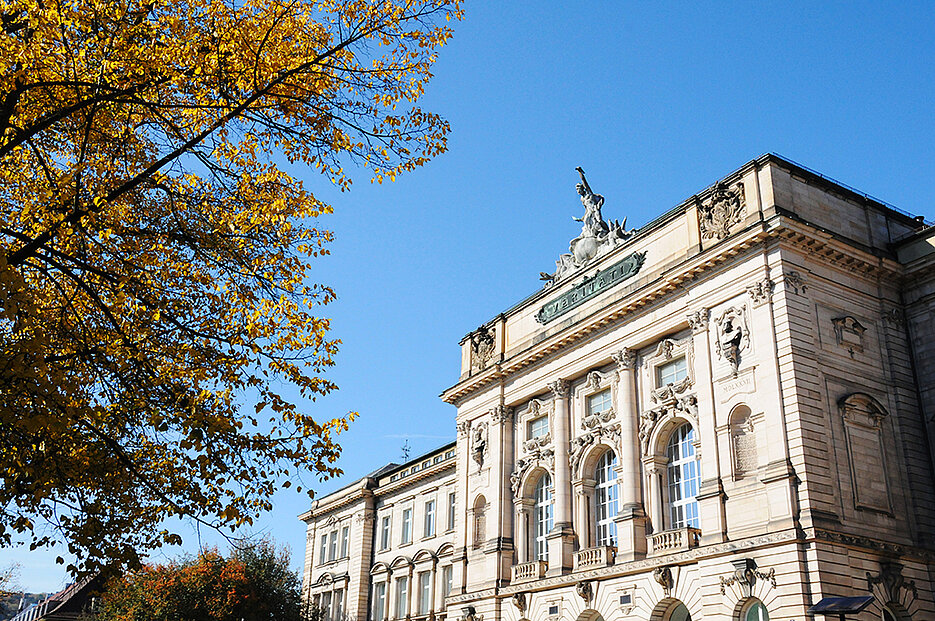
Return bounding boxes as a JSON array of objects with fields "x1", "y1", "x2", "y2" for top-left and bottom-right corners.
[
  {"x1": 418, "y1": 571, "x2": 431, "y2": 615},
  {"x1": 447, "y1": 492, "x2": 456, "y2": 531},
  {"x1": 533, "y1": 473, "x2": 553, "y2": 561},
  {"x1": 401, "y1": 508, "x2": 413, "y2": 544},
  {"x1": 372, "y1": 582, "x2": 387, "y2": 621},
  {"x1": 594, "y1": 450, "x2": 619, "y2": 546},
  {"x1": 340, "y1": 525, "x2": 350, "y2": 558},
  {"x1": 394, "y1": 576, "x2": 408, "y2": 619},
  {"x1": 656, "y1": 356, "x2": 688, "y2": 387},
  {"x1": 380, "y1": 515, "x2": 391, "y2": 551},
  {"x1": 424, "y1": 500, "x2": 436, "y2": 538},
  {"x1": 527, "y1": 415, "x2": 549, "y2": 440},
  {"x1": 665, "y1": 423, "x2": 700, "y2": 529}
]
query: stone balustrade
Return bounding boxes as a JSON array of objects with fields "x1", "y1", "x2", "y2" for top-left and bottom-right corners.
[
  {"x1": 573, "y1": 545, "x2": 616, "y2": 571},
  {"x1": 647, "y1": 527, "x2": 701, "y2": 555},
  {"x1": 511, "y1": 560, "x2": 548, "y2": 584}
]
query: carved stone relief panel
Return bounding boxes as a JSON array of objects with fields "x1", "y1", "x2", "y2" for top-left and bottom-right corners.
[
  {"x1": 468, "y1": 324, "x2": 496, "y2": 374},
  {"x1": 714, "y1": 305, "x2": 750, "y2": 376},
  {"x1": 697, "y1": 181, "x2": 746, "y2": 240},
  {"x1": 816, "y1": 304, "x2": 880, "y2": 368},
  {"x1": 471, "y1": 422, "x2": 488, "y2": 470},
  {"x1": 729, "y1": 405, "x2": 758, "y2": 479},
  {"x1": 832, "y1": 315, "x2": 867, "y2": 357}
]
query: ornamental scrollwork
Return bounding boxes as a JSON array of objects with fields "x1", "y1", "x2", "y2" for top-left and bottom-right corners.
[
  {"x1": 613, "y1": 347, "x2": 637, "y2": 370},
  {"x1": 491, "y1": 405, "x2": 513, "y2": 425},
  {"x1": 746, "y1": 278, "x2": 774, "y2": 307},
  {"x1": 570, "y1": 422, "x2": 621, "y2": 478},
  {"x1": 866, "y1": 562, "x2": 917, "y2": 606},
  {"x1": 718, "y1": 558, "x2": 776, "y2": 596},
  {"x1": 687, "y1": 308, "x2": 709, "y2": 333},
  {"x1": 639, "y1": 380, "x2": 697, "y2": 455},
  {"x1": 698, "y1": 181, "x2": 745, "y2": 240}
]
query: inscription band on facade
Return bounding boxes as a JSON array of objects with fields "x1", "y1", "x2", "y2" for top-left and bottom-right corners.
[{"x1": 536, "y1": 251, "x2": 646, "y2": 324}]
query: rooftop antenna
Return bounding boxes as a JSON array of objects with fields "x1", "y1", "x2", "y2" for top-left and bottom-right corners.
[{"x1": 401, "y1": 440, "x2": 411, "y2": 461}]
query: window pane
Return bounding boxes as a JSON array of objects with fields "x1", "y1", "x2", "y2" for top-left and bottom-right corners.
[
  {"x1": 534, "y1": 474, "x2": 553, "y2": 561},
  {"x1": 418, "y1": 572, "x2": 431, "y2": 614},
  {"x1": 448, "y1": 492, "x2": 456, "y2": 531},
  {"x1": 442, "y1": 566, "x2": 452, "y2": 598},
  {"x1": 402, "y1": 509, "x2": 412, "y2": 544},
  {"x1": 334, "y1": 589, "x2": 343, "y2": 621},
  {"x1": 319, "y1": 534, "x2": 328, "y2": 564},
  {"x1": 424, "y1": 500, "x2": 436, "y2": 537},
  {"x1": 329, "y1": 530, "x2": 338, "y2": 561},
  {"x1": 666, "y1": 424, "x2": 700, "y2": 529},
  {"x1": 528, "y1": 416, "x2": 549, "y2": 439},
  {"x1": 341, "y1": 526, "x2": 349, "y2": 558},
  {"x1": 595, "y1": 451, "x2": 618, "y2": 546},
  {"x1": 395, "y1": 577, "x2": 408, "y2": 619},
  {"x1": 372, "y1": 583, "x2": 386, "y2": 621},
  {"x1": 322, "y1": 592, "x2": 332, "y2": 621},
  {"x1": 657, "y1": 357, "x2": 688, "y2": 387},
  {"x1": 381, "y1": 516, "x2": 391, "y2": 550},
  {"x1": 588, "y1": 389, "x2": 612, "y2": 416}
]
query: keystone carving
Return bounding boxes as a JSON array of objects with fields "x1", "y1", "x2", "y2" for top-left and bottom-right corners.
[
  {"x1": 866, "y1": 562, "x2": 918, "y2": 606},
  {"x1": 585, "y1": 370, "x2": 607, "y2": 392},
  {"x1": 718, "y1": 558, "x2": 776, "y2": 596},
  {"x1": 715, "y1": 305, "x2": 749, "y2": 375},
  {"x1": 511, "y1": 593, "x2": 527, "y2": 615},
  {"x1": 575, "y1": 581, "x2": 593, "y2": 606},
  {"x1": 698, "y1": 181, "x2": 745, "y2": 240},
  {"x1": 653, "y1": 566, "x2": 674, "y2": 596}
]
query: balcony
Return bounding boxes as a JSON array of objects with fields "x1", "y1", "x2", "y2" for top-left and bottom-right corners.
[
  {"x1": 573, "y1": 546, "x2": 616, "y2": 571},
  {"x1": 511, "y1": 560, "x2": 547, "y2": 584},
  {"x1": 647, "y1": 527, "x2": 701, "y2": 555}
]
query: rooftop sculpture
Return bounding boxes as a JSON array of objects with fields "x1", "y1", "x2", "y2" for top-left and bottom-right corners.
[{"x1": 542, "y1": 167, "x2": 634, "y2": 284}]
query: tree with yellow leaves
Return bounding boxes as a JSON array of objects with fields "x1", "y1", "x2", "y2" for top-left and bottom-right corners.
[{"x1": 0, "y1": 0, "x2": 462, "y2": 575}]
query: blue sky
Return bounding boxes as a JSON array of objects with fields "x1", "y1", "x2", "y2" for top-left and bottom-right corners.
[{"x1": 5, "y1": 1, "x2": 934, "y2": 594}]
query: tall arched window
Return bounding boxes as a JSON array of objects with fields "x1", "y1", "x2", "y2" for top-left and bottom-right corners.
[
  {"x1": 666, "y1": 423, "x2": 700, "y2": 529},
  {"x1": 595, "y1": 450, "x2": 618, "y2": 546},
  {"x1": 534, "y1": 474, "x2": 553, "y2": 561}
]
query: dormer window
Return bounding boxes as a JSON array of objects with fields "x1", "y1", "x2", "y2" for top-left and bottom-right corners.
[
  {"x1": 657, "y1": 357, "x2": 687, "y2": 387},
  {"x1": 528, "y1": 415, "x2": 549, "y2": 439}
]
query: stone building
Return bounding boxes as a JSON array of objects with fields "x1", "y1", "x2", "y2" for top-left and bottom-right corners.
[{"x1": 301, "y1": 154, "x2": 935, "y2": 621}]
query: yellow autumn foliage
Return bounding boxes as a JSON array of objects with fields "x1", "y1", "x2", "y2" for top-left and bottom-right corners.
[{"x1": 0, "y1": 0, "x2": 461, "y2": 575}]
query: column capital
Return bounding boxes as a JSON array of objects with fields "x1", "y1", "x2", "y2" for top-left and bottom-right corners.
[
  {"x1": 548, "y1": 379, "x2": 571, "y2": 399},
  {"x1": 613, "y1": 348, "x2": 637, "y2": 370},
  {"x1": 491, "y1": 405, "x2": 514, "y2": 425}
]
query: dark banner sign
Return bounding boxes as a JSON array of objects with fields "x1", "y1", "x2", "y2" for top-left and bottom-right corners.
[{"x1": 536, "y1": 251, "x2": 647, "y2": 324}]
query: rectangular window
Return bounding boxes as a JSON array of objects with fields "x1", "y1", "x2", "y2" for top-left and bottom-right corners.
[
  {"x1": 372, "y1": 583, "x2": 386, "y2": 621},
  {"x1": 445, "y1": 449, "x2": 455, "y2": 459},
  {"x1": 424, "y1": 500, "x2": 435, "y2": 538},
  {"x1": 329, "y1": 530, "x2": 338, "y2": 561},
  {"x1": 395, "y1": 577, "x2": 408, "y2": 619},
  {"x1": 422, "y1": 460, "x2": 431, "y2": 469},
  {"x1": 442, "y1": 565, "x2": 453, "y2": 599},
  {"x1": 418, "y1": 571, "x2": 431, "y2": 614},
  {"x1": 381, "y1": 516, "x2": 391, "y2": 550},
  {"x1": 657, "y1": 357, "x2": 688, "y2": 387},
  {"x1": 321, "y1": 592, "x2": 332, "y2": 621},
  {"x1": 340, "y1": 526, "x2": 350, "y2": 558},
  {"x1": 334, "y1": 589, "x2": 344, "y2": 621},
  {"x1": 433, "y1": 455, "x2": 442, "y2": 464},
  {"x1": 447, "y1": 492, "x2": 456, "y2": 531},
  {"x1": 410, "y1": 465, "x2": 418, "y2": 474},
  {"x1": 319, "y1": 534, "x2": 328, "y2": 565},
  {"x1": 528, "y1": 415, "x2": 549, "y2": 439},
  {"x1": 588, "y1": 389, "x2": 612, "y2": 415},
  {"x1": 401, "y1": 508, "x2": 412, "y2": 544}
]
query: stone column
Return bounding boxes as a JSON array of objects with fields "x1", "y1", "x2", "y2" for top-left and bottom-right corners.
[
  {"x1": 546, "y1": 379, "x2": 574, "y2": 575},
  {"x1": 429, "y1": 558, "x2": 438, "y2": 619},
  {"x1": 612, "y1": 348, "x2": 647, "y2": 561},
  {"x1": 513, "y1": 499, "x2": 532, "y2": 563},
  {"x1": 491, "y1": 405, "x2": 515, "y2": 582},
  {"x1": 407, "y1": 566, "x2": 415, "y2": 620},
  {"x1": 384, "y1": 570, "x2": 392, "y2": 621}
]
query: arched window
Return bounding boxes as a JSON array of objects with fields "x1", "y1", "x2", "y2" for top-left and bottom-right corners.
[
  {"x1": 666, "y1": 423, "x2": 700, "y2": 529},
  {"x1": 742, "y1": 600, "x2": 768, "y2": 621},
  {"x1": 595, "y1": 451, "x2": 618, "y2": 546},
  {"x1": 534, "y1": 474, "x2": 553, "y2": 561},
  {"x1": 667, "y1": 602, "x2": 692, "y2": 621}
]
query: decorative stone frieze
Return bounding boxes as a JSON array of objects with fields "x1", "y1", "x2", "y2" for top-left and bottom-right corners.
[
  {"x1": 687, "y1": 308, "x2": 709, "y2": 333},
  {"x1": 746, "y1": 278, "x2": 774, "y2": 307},
  {"x1": 698, "y1": 181, "x2": 745, "y2": 240},
  {"x1": 715, "y1": 305, "x2": 749, "y2": 374}
]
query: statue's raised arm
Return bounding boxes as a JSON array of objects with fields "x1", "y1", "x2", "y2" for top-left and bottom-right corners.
[{"x1": 575, "y1": 166, "x2": 593, "y2": 196}]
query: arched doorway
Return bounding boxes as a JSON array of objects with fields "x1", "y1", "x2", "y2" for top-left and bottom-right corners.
[{"x1": 574, "y1": 609, "x2": 604, "y2": 621}]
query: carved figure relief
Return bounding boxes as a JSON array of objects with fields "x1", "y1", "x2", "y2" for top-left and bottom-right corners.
[
  {"x1": 882, "y1": 308, "x2": 905, "y2": 327},
  {"x1": 569, "y1": 422, "x2": 621, "y2": 478},
  {"x1": 546, "y1": 168, "x2": 635, "y2": 283},
  {"x1": 832, "y1": 315, "x2": 866, "y2": 357},
  {"x1": 698, "y1": 181, "x2": 745, "y2": 240},
  {"x1": 653, "y1": 566, "x2": 674, "y2": 595},
  {"x1": 613, "y1": 347, "x2": 637, "y2": 370},
  {"x1": 840, "y1": 393, "x2": 891, "y2": 513},
  {"x1": 471, "y1": 422, "x2": 488, "y2": 469},
  {"x1": 715, "y1": 306, "x2": 749, "y2": 375},
  {"x1": 746, "y1": 278, "x2": 774, "y2": 307},
  {"x1": 469, "y1": 325, "x2": 495, "y2": 373},
  {"x1": 655, "y1": 338, "x2": 676, "y2": 360},
  {"x1": 511, "y1": 593, "x2": 527, "y2": 615}
]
